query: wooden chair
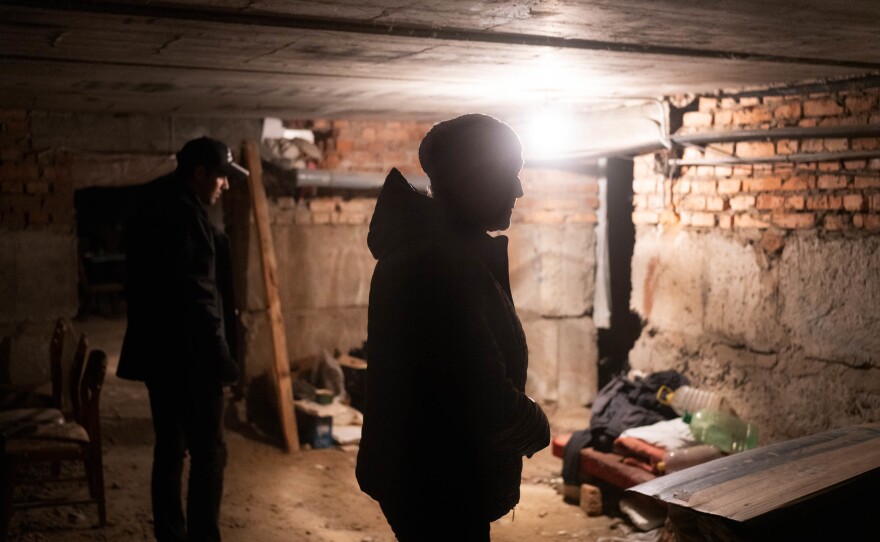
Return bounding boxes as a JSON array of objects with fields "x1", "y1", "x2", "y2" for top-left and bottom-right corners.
[
  {"x1": 0, "y1": 318, "x2": 67, "y2": 411},
  {"x1": 0, "y1": 349, "x2": 108, "y2": 539},
  {"x1": 0, "y1": 332, "x2": 87, "y2": 437}
]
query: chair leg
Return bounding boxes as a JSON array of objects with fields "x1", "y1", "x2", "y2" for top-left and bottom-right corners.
[{"x1": 84, "y1": 448, "x2": 106, "y2": 526}]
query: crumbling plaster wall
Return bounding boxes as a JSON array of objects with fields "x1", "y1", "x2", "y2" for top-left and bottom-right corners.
[
  {"x1": 242, "y1": 120, "x2": 601, "y2": 407},
  {"x1": 629, "y1": 85, "x2": 880, "y2": 442}
]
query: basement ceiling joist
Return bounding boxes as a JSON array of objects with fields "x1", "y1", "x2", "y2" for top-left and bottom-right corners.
[{"x1": 1, "y1": 0, "x2": 879, "y2": 119}]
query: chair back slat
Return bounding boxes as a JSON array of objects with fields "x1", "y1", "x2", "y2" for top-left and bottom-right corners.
[
  {"x1": 69, "y1": 334, "x2": 89, "y2": 424},
  {"x1": 49, "y1": 318, "x2": 67, "y2": 409},
  {"x1": 79, "y1": 350, "x2": 107, "y2": 442}
]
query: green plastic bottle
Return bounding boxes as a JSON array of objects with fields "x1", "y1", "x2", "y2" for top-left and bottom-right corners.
[{"x1": 683, "y1": 409, "x2": 758, "y2": 454}]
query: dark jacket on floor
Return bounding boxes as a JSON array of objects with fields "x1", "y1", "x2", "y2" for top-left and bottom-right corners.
[
  {"x1": 356, "y1": 169, "x2": 550, "y2": 521},
  {"x1": 117, "y1": 173, "x2": 238, "y2": 385}
]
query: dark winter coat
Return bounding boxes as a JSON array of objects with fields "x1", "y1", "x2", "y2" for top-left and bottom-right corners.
[
  {"x1": 117, "y1": 173, "x2": 238, "y2": 386},
  {"x1": 356, "y1": 169, "x2": 550, "y2": 521}
]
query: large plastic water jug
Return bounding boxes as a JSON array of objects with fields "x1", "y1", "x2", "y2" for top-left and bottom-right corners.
[
  {"x1": 657, "y1": 385, "x2": 728, "y2": 415},
  {"x1": 684, "y1": 409, "x2": 758, "y2": 454}
]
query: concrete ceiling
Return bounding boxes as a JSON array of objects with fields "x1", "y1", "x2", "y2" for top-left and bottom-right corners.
[{"x1": 1, "y1": 0, "x2": 880, "y2": 122}]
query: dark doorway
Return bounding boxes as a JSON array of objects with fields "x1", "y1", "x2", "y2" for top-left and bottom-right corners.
[
  {"x1": 597, "y1": 158, "x2": 643, "y2": 387},
  {"x1": 74, "y1": 186, "x2": 142, "y2": 318}
]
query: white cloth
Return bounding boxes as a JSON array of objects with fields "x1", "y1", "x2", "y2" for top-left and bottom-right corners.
[{"x1": 620, "y1": 418, "x2": 694, "y2": 450}]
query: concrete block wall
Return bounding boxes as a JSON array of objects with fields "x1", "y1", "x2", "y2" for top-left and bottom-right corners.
[
  {"x1": 0, "y1": 110, "x2": 261, "y2": 384},
  {"x1": 628, "y1": 85, "x2": 880, "y2": 441},
  {"x1": 0, "y1": 110, "x2": 77, "y2": 384},
  {"x1": 243, "y1": 124, "x2": 601, "y2": 407}
]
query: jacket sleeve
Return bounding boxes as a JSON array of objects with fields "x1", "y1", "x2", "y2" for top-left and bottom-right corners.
[
  {"x1": 423, "y1": 254, "x2": 550, "y2": 457},
  {"x1": 175, "y1": 206, "x2": 237, "y2": 382}
]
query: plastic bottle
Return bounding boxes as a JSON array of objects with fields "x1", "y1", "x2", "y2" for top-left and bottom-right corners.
[
  {"x1": 684, "y1": 409, "x2": 758, "y2": 454},
  {"x1": 657, "y1": 385, "x2": 729, "y2": 415},
  {"x1": 656, "y1": 444, "x2": 724, "y2": 474}
]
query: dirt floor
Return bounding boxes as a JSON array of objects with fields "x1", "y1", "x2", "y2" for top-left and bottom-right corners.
[{"x1": 7, "y1": 317, "x2": 632, "y2": 542}]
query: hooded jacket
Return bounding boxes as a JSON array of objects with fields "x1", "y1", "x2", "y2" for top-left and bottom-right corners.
[{"x1": 356, "y1": 169, "x2": 550, "y2": 521}]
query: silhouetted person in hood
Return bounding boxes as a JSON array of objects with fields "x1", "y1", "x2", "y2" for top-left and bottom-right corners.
[{"x1": 357, "y1": 114, "x2": 550, "y2": 541}]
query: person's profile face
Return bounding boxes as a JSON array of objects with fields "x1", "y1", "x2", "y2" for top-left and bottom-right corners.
[
  {"x1": 193, "y1": 166, "x2": 230, "y2": 206},
  {"x1": 461, "y1": 151, "x2": 524, "y2": 232},
  {"x1": 482, "y1": 155, "x2": 524, "y2": 231}
]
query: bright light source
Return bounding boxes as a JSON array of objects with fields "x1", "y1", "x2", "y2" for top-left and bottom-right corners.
[{"x1": 519, "y1": 108, "x2": 575, "y2": 161}]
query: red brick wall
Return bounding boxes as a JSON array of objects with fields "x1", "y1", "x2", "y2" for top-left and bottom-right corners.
[
  {"x1": 633, "y1": 87, "x2": 880, "y2": 232},
  {"x1": 0, "y1": 110, "x2": 73, "y2": 230},
  {"x1": 311, "y1": 119, "x2": 434, "y2": 175}
]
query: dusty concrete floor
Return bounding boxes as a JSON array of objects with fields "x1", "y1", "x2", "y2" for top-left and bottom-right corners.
[{"x1": 7, "y1": 317, "x2": 626, "y2": 542}]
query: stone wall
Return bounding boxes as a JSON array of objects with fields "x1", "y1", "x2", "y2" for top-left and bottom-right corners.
[{"x1": 629, "y1": 84, "x2": 880, "y2": 442}]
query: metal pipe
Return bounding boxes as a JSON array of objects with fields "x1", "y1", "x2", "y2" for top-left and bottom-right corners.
[
  {"x1": 672, "y1": 124, "x2": 880, "y2": 146},
  {"x1": 295, "y1": 169, "x2": 430, "y2": 192},
  {"x1": 10, "y1": 0, "x2": 880, "y2": 70},
  {"x1": 669, "y1": 150, "x2": 880, "y2": 167}
]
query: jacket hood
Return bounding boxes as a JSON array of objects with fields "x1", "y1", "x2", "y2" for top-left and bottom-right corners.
[{"x1": 367, "y1": 168, "x2": 438, "y2": 260}]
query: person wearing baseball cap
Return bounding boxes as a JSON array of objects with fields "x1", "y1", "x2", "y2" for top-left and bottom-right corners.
[{"x1": 119, "y1": 136, "x2": 247, "y2": 542}]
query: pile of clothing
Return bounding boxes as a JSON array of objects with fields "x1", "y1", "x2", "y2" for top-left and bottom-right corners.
[{"x1": 561, "y1": 370, "x2": 691, "y2": 488}]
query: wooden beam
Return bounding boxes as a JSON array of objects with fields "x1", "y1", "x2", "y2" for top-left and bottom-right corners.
[{"x1": 241, "y1": 140, "x2": 300, "y2": 453}]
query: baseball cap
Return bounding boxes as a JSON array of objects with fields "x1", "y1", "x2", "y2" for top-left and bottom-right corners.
[{"x1": 176, "y1": 136, "x2": 249, "y2": 182}]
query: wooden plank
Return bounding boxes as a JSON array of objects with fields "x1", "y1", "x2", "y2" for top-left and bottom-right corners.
[
  {"x1": 688, "y1": 438, "x2": 880, "y2": 520},
  {"x1": 241, "y1": 140, "x2": 299, "y2": 453},
  {"x1": 628, "y1": 423, "x2": 880, "y2": 521}
]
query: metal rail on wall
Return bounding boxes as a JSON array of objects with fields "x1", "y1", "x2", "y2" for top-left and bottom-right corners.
[{"x1": 668, "y1": 123, "x2": 880, "y2": 167}]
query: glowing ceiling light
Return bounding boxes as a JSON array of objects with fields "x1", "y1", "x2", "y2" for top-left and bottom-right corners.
[{"x1": 519, "y1": 108, "x2": 575, "y2": 161}]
